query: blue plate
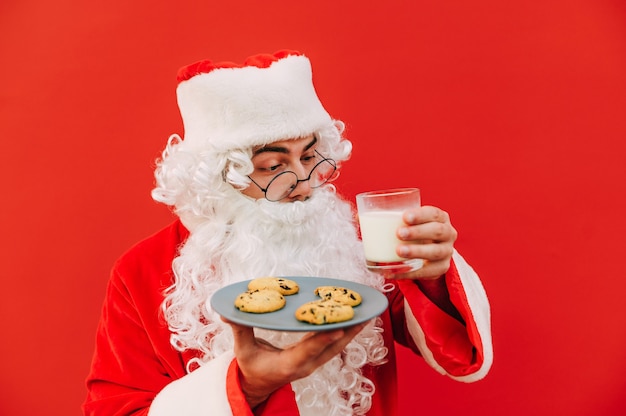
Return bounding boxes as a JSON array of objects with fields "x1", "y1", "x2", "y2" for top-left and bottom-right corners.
[{"x1": 210, "y1": 276, "x2": 389, "y2": 332}]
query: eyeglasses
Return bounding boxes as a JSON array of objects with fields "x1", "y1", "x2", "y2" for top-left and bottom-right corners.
[{"x1": 248, "y1": 151, "x2": 337, "y2": 201}]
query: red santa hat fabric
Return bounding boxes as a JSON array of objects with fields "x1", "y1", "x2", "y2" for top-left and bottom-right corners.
[{"x1": 175, "y1": 50, "x2": 333, "y2": 152}]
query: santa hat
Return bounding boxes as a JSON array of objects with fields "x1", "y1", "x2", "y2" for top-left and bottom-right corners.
[{"x1": 175, "y1": 50, "x2": 333, "y2": 153}]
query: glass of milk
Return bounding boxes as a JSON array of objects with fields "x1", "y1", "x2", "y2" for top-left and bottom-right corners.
[{"x1": 356, "y1": 188, "x2": 424, "y2": 274}]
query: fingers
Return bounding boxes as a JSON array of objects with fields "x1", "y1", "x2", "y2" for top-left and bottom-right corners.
[
  {"x1": 400, "y1": 205, "x2": 456, "y2": 241},
  {"x1": 222, "y1": 317, "x2": 283, "y2": 356},
  {"x1": 223, "y1": 317, "x2": 255, "y2": 343},
  {"x1": 223, "y1": 315, "x2": 366, "y2": 376},
  {"x1": 222, "y1": 318, "x2": 255, "y2": 352},
  {"x1": 398, "y1": 240, "x2": 453, "y2": 262},
  {"x1": 402, "y1": 205, "x2": 450, "y2": 226},
  {"x1": 281, "y1": 323, "x2": 367, "y2": 378},
  {"x1": 393, "y1": 205, "x2": 456, "y2": 280}
]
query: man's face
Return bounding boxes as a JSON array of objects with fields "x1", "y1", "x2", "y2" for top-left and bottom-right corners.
[{"x1": 242, "y1": 135, "x2": 319, "y2": 202}]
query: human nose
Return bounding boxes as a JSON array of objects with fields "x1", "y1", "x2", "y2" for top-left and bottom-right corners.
[
  {"x1": 287, "y1": 163, "x2": 313, "y2": 200},
  {"x1": 291, "y1": 160, "x2": 311, "y2": 181}
]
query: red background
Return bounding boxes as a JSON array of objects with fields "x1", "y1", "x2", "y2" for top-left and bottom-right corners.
[{"x1": 1, "y1": 1, "x2": 626, "y2": 415}]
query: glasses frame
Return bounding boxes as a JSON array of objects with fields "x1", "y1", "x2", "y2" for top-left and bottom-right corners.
[{"x1": 248, "y1": 150, "x2": 337, "y2": 201}]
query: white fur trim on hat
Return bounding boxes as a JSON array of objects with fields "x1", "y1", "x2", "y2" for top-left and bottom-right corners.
[{"x1": 176, "y1": 53, "x2": 333, "y2": 153}]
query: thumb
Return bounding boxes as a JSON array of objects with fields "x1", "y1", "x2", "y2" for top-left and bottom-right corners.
[{"x1": 221, "y1": 317, "x2": 256, "y2": 349}]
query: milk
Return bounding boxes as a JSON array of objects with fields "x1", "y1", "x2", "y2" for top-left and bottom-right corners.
[{"x1": 358, "y1": 210, "x2": 405, "y2": 262}]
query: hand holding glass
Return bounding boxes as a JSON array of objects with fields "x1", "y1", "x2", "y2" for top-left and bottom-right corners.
[{"x1": 356, "y1": 188, "x2": 424, "y2": 274}]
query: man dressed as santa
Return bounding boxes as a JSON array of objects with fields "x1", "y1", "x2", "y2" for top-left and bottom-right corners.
[{"x1": 83, "y1": 50, "x2": 493, "y2": 416}]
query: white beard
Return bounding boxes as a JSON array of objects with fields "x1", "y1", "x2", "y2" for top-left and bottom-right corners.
[{"x1": 165, "y1": 187, "x2": 388, "y2": 415}]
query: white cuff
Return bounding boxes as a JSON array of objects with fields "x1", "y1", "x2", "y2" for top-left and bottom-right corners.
[
  {"x1": 149, "y1": 351, "x2": 235, "y2": 416},
  {"x1": 405, "y1": 250, "x2": 493, "y2": 382}
]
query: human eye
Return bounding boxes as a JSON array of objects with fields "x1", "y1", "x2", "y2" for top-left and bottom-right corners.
[
  {"x1": 256, "y1": 159, "x2": 286, "y2": 174},
  {"x1": 301, "y1": 152, "x2": 317, "y2": 164},
  {"x1": 252, "y1": 152, "x2": 281, "y2": 172}
]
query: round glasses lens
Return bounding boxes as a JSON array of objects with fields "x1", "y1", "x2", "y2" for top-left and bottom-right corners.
[
  {"x1": 265, "y1": 171, "x2": 298, "y2": 201},
  {"x1": 309, "y1": 159, "x2": 337, "y2": 188}
]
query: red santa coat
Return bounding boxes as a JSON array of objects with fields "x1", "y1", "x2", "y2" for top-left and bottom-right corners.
[{"x1": 83, "y1": 220, "x2": 492, "y2": 416}]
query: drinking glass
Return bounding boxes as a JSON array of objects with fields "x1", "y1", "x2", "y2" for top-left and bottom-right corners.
[{"x1": 356, "y1": 188, "x2": 424, "y2": 274}]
